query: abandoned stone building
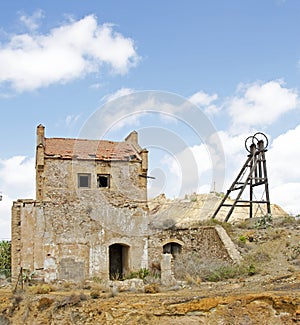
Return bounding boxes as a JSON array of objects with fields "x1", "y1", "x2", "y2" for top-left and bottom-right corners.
[{"x1": 11, "y1": 125, "x2": 241, "y2": 283}]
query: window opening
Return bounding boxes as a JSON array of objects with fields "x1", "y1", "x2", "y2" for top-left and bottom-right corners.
[
  {"x1": 163, "y1": 242, "x2": 182, "y2": 259},
  {"x1": 97, "y1": 174, "x2": 110, "y2": 188},
  {"x1": 78, "y1": 174, "x2": 91, "y2": 188}
]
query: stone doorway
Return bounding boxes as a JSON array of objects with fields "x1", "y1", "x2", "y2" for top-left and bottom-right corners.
[{"x1": 109, "y1": 244, "x2": 129, "y2": 280}]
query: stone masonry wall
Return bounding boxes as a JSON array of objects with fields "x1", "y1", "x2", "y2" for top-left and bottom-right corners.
[
  {"x1": 148, "y1": 227, "x2": 234, "y2": 271},
  {"x1": 42, "y1": 159, "x2": 147, "y2": 204},
  {"x1": 12, "y1": 156, "x2": 149, "y2": 282}
]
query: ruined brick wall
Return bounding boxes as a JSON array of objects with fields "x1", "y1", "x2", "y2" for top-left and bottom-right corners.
[{"x1": 148, "y1": 227, "x2": 233, "y2": 270}]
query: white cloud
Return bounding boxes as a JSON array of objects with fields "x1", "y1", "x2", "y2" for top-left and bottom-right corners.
[
  {"x1": 90, "y1": 83, "x2": 103, "y2": 90},
  {"x1": 228, "y1": 80, "x2": 298, "y2": 131},
  {"x1": 268, "y1": 125, "x2": 300, "y2": 187},
  {"x1": 161, "y1": 144, "x2": 212, "y2": 197},
  {"x1": 0, "y1": 193, "x2": 13, "y2": 239},
  {"x1": 65, "y1": 114, "x2": 81, "y2": 128},
  {"x1": 0, "y1": 156, "x2": 35, "y2": 239},
  {"x1": 0, "y1": 15, "x2": 139, "y2": 92},
  {"x1": 0, "y1": 156, "x2": 35, "y2": 196},
  {"x1": 19, "y1": 9, "x2": 44, "y2": 31},
  {"x1": 271, "y1": 183, "x2": 300, "y2": 215},
  {"x1": 211, "y1": 131, "x2": 248, "y2": 177},
  {"x1": 102, "y1": 87, "x2": 135, "y2": 103},
  {"x1": 189, "y1": 91, "x2": 218, "y2": 106},
  {"x1": 189, "y1": 90, "x2": 219, "y2": 116},
  {"x1": 209, "y1": 126, "x2": 300, "y2": 215}
]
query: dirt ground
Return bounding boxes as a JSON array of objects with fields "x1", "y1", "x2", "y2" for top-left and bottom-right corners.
[{"x1": 1, "y1": 216, "x2": 299, "y2": 324}]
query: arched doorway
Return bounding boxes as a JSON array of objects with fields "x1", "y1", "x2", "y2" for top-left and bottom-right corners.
[
  {"x1": 109, "y1": 244, "x2": 129, "y2": 280},
  {"x1": 163, "y1": 242, "x2": 182, "y2": 259}
]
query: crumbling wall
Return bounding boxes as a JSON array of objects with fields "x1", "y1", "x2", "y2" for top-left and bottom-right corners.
[
  {"x1": 12, "y1": 126, "x2": 150, "y2": 283},
  {"x1": 42, "y1": 159, "x2": 147, "y2": 204},
  {"x1": 148, "y1": 227, "x2": 237, "y2": 271},
  {"x1": 11, "y1": 201, "x2": 45, "y2": 281},
  {"x1": 12, "y1": 156, "x2": 149, "y2": 282},
  {"x1": 12, "y1": 198, "x2": 149, "y2": 281}
]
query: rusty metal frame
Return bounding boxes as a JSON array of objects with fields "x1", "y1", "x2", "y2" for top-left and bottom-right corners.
[{"x1": 212, "y1": 132, "x2": 271, "y2": 222}]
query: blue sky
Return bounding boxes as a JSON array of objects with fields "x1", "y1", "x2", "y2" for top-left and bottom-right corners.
[{"x1": 1, "y1": 0, "x2": 300, "y2": 238}]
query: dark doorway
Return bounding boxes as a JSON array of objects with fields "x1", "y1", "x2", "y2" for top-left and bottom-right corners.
[
  {"x1": 109, "y1": 244, "x2": 129, "y2": 280},
  {"x1": 163, "y1": 242, "x2": 182, "y2": 259}
]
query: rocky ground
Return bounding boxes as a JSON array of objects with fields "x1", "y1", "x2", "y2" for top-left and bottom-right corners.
[{"x1": 0, "y1": 215, "x2": 299, "y2": 324}]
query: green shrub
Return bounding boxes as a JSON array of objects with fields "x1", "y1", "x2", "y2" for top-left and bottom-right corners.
[
  {"x1": 91, "y1": 276, "x2": 102, "y2": 284},
  {"x1": 287, "y1": 243, "x2": 300, "y2": 261},
  {"x1": 239, "y1": 235, "x2": 247, "y2": 243},
  {"x1": 0, "y1": 241, "x2": 11, "y2": 278},
  {"x1": 248, "y1": 264, "x2": 256, "y2": 276},
  {"x1": 127, "y1": 268, "x2": 150, "y2": 280},
  {"x1": 206, "y1": 265, "x2": 237, "y2": 282},
  {"x1": 255, "y1": 214, "x2": 272, "y2": 228},
  {"x1": 174, "y1": 252, "x2": 243, "y2": 283}
]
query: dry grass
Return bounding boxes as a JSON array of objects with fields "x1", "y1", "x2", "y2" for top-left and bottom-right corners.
[
  {"x1": 28, "y1": 283, "x2": 55, "y2": 294},
  {"x1": 144, "y1": 283, "x2": 160, "y2": 294},
  {"x1": 54, "y1": 292, "x2": 87, "y2": 310},
  {"x1": 174, "y1": 252, "x2": 242, "y2": 283},
  {"x1": 37, "y1": 297, "x2": 54, "y2": 311}
]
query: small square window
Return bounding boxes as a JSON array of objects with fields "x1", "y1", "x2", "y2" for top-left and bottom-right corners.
[
  {"x1": 78, "y1": 174, "x2": 91, "y2": 188},
  {"x1": 97, "y1": 174, "x2": 110, "y2": 188}
]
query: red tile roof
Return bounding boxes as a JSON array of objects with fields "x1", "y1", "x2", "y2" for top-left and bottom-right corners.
[{"x1": 44, "y1": 138, "x2": 141, "y2": 161}]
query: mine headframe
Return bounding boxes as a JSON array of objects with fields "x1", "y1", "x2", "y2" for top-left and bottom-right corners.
[{"x1": 212, "y1": 132, "x2": 271, "y2": 222}]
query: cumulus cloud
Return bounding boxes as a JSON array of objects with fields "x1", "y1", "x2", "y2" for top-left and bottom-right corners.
[
  {"x1": 213, "y1": 131, "x2": 248, "y2": 170},
  {"x1": 161, "y1": 144, "x2": 213, "y2": 197},
  {"x1": 0, "y1": 156, "x2": 35, "y2": 196},
  {"x1": 19, "y1": 9, "x2": 44, "y2": 31},
  {"x1": 268, "y1": 125, "x2": 300, "y2": 190},
  {"x1": 271, "y1": 183, "x2": 300, "y2": 215},
  {"x1": 0, "y1": 156, "x2": 35, "y2": 239},
  {"x1": 228, "y1": 80, "x2": 298, "y2": 132},
  {"x1": 189, "y1": 91, "x2": 218, "y2": 106},
  {"x1": 189, "y1": 90, "x2": 219, "y2": 116},
  {"x1": 0, "y1": 14, "x2": 139, "y2": 93},
  {"x1": 208, "y1": 126, "x2": 300, "y2": 215}
]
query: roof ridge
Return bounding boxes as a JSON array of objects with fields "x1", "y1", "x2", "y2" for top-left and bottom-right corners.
[{"x1": 45, "y1": 137, "x2": 122, "y2": 143}]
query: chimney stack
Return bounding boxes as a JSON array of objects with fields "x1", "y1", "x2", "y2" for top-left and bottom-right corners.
[{"x1": 37, "y1": 124, "x2": 45, "y2": 146}]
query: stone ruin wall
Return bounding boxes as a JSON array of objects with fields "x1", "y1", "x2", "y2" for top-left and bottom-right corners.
[
  {"x1": 12, "y1": 136, "x2": 242, "y2": 283},
  {"x1": 148, "y1": 226, "x2": 235, "y2": 272},
  {"x1": 12, "y1": 157, "x2": 149, "y2": 282},
  {"x1": 41, "y1": 158, "x2": 147, "y2": 204}
]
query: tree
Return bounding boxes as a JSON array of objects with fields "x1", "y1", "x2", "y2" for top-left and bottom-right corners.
[{"x1": 0, "y1": 240, "x2": 11, "y2": 277}]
